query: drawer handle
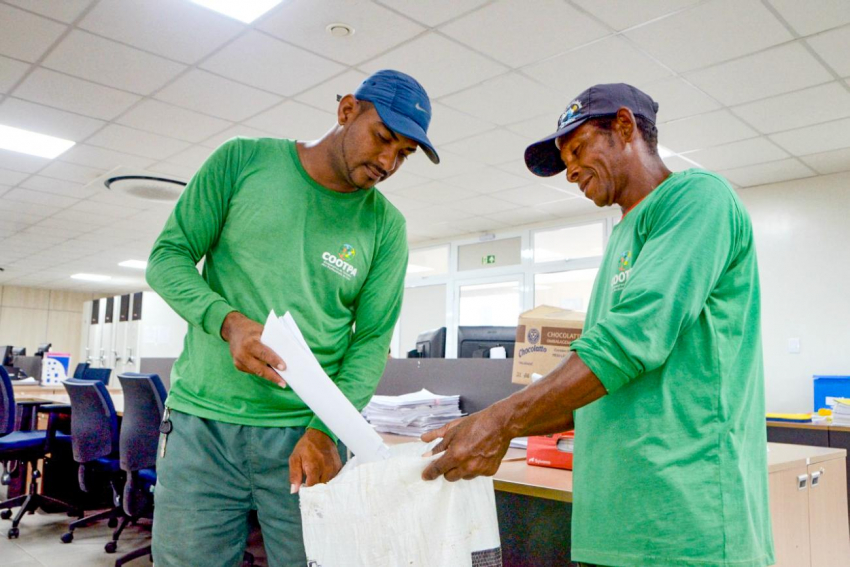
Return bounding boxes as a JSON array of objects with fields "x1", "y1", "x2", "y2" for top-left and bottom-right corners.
[
  {"x1": 797, "y1": 474, "x2": 808, "y2": 490},
  {"x1": 811, "y1": 469, "x2": 824, "y2": 488}
]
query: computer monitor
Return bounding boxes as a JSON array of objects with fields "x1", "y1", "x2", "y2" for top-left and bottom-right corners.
[
  {"x1": 1, "y1": 345, "x2": 13, "y2": 367},
  {"x1": 12, "y1": 347, "x2": 26, "y2": 357},
  {"x1": 410, "y1": 327, "x2": 447, "y2": 358},
  {"x1": 13, "y1": 356, "x2": 42, "y2": 381},
  {"x1": 457, "y1": 326, "x2": 517, "y2": 359},
  {"x1": 35, "y1": 343, "x2": 51, "y2": 357}
]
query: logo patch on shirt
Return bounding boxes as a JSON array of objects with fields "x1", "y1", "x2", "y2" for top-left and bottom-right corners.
[
  {"x1": 611, "y1": 250, "x2": 633, "y2": 290},
  {"x1": 322, "y1": 244, "x2": 358, "y2": 281}
]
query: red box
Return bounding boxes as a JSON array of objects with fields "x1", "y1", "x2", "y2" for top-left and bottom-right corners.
[{"x1": 526, "y1": 431, "x2": 574, "y2": 470}]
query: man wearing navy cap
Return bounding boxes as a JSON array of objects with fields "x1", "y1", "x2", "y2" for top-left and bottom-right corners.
[
  {"x1": 423, "y1": 84, "x2": 774, "y2": 566},
  {"x1": 147, "y1": 70, "x2": 438, "y2": 566}
]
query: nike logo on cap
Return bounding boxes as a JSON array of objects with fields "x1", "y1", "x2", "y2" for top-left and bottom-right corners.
[{"x1": 415, "y1": 102, "x2": 428, "y2": 114}]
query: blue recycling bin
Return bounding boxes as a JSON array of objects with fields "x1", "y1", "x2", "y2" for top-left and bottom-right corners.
[{"x1": 813, "y1": 375, "x2": 850, "y2": 411}]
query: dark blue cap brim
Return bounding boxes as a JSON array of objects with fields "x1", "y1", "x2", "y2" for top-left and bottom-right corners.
[
  {"x1": 524, "y1": 117, "x2": 589, "y2": 177},
  {"x1": 372, "y1": 103, "x2": 439, "y2": 164}
]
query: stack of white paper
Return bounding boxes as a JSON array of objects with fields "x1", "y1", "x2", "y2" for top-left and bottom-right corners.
[
  {"x1": 362, "y1": 388, "x2": 465, "y2": 437},
  {"x1": 832, "y1": 398, "x2": 850, "y2": 426},
  {"x1": 260, "y1": 311, "x2": 390, "y2": 464}
]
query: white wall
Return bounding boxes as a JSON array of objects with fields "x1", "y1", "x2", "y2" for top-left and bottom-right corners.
[{"x1": 738, "y1": 171, "x2": 850, "y2": 412}]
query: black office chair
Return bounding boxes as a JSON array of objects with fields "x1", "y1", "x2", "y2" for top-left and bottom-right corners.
[
  {"x1": 60, "y1": 378, "x2": 127, "y2": 546},
  {"x1": 82, "y1": 367, "x2": 112, "y2": 386},
  {"x1": 0, "y1": 366, "x2": 74, "y2": 538},
  {"x1": 73, "y1": 363, "x2": 90, "y2": 379}
]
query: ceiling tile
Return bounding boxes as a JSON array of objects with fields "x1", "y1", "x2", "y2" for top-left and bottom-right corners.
[
  {"x1": 494, "y1": 184, "x2": 575, "y2": 206},
  {"x1": 0, "y1": 97, "x2": 105, "y2": 141},
  {"x1": 395, "y1": 182, "x2": 478, "y2": 205},
  {"x1": 659, "y1": 110, "x2": 758, "y2": 153},
  {"x1": 624, "y1": 0, "x2": 793, "y2": 72},
  {"x1": 533, "y1": 195, "x2": 600, "y2": 218},
  {"x1": 39, "y1": 160, "x2": 104, "y2": 184},
  {"x1": 680, "y1": 138, "x2": 789, "y2": 170},
  {"x1": 807, "y1": 26, "x2": 850, "y2": 77},
  {"x1": 2, "y1": 187, "x2": 78, "y2": 208},
  {"x1": 147, "y1": 162, "x2": 196, "y2": 180},
  {"x1": 663, "y1": 155, "x2": 700, "y2": 172},
  {"x1": 0, "y1": 168, "x2": 29, "y2": 186},
  {"x1": 443, "y1": 216, "x2": 507, "y2": 235},
  {"x1": 375, "y1": 0, "x2": 489, "y2": 26},
  {"x1": 441, "y1": 73, "x2": 564, "y2": 126},
  {"x1": 361, "y1": 32, "x2": 508, "y2": 98},
  {"x1": 395, "y1": 148, "x2": 480, "y2": 180},
  {"x1": 440, "y1": 0, "x2": 610, "y2": 68},
  {"x1": 572, "y1": 0, "x2": 700, "y2": 31},
  {"x1": 294, "y1": 69, "x2": 369, "y2": 112},
  {"x1": 0, "y1": 149, "x2": 51, "y2": 173},
  {"x1": 51, "y1": 209, "x2": 113, "y2": 227},
  {"x1": 0, "y1": 4, "x2": 66, "y2": 63},
  {"x1": 800, "y1": 147, "x2": 850, "y2": 175},
  {"x1": 58, "y1": 144, "x2": 155, "y2": 171},
  {"x1": 86, "y1": 124, "x2": 190, "y2": 161},
  {"x1": 69, "y1": 200, "x2": 136, "y2": 219},
  {"x1": 442, "y1": 195, "x2": 517, "y2": 216},
  {"x1": 6, "y1": 0, "x2": 94, "y2": 24},
  {"x1": 443, "y1": 168, "x2": 531, "y2": 194},
  {"x1": 0, "y1": 197, "x2": 60, "y2": 218},
  {"x1": 504, "y1": 114, "x2": 558, "y2": 140},
  {"x1": 768, "y1": 0, "x2": 850, "y2": 36},
  {"x1": 155, "y1": 69, "x2": 282, "y2": 122},
  {"x1": 731, "y1": 82, "x2": 850, "y2": 134},
  {"x1": 78, "y1": 0, "x2": 243, "y2": 64},
  {"x1": 769, "y1": 117, "x2": 850, "y2": 156},
  {"x1": 0, "y1": 55, "x2": 29, "y2": 94},
  {"x1": 12, "y1": 68, "x2": 141, "y2": 120},
  {"x1": 30, "y1": 217, "x2": 91, "y2": 234},
  {"x1": 374, "y1": 171, "x2": 430, "y2": 194},
  {"x1": 382, "y1": 192, "x2": 427, "y2": 216},
  {"x1": 244, "y1": 101, "x2": 335, "y2": 140},
  {"x1": 484, "y1": 207, "x2": 557, "y2": 226},
  {"x1": 685, "y1": 42, "x2": 833, "y2": 106},
  {"x1": 258, "y1": 0, "x2": 424, "y2": 66},
  {"x1": 43, "y1": 30, "x2": 186, "y2": 95},
  {"x1": 718, "y1": 158, "x2": 816, "y2": 187},
  {"x1": 405, "y1": 204, "x2": 476, "y2": 224},
  {"x1": 116, "y1": 99, "x2": 232, "y2": 144},
  {"x1": 201, "y1": 31, "x2": 345, "y2": 97},
  {"x1": 19, "y1": 176, "x2": 98, "y2": 199},
  {"x1": 84, "y1": 188, "x2": 151, "y2": 209},
  {"x1": 199, "y1": 124, "x2": 278, "y2": 149},
  {"x1": 443, "y1": 129, "x2": 532, "y2": 165},
  {"x1": 427, "y1": 103, "x2": 496, "y2": 146},
  {"x1": 641, "y1": 77, "x2": 722, "y2": 123},
  {"x1": 165, "y1": 146, "x2": 215, "y2": 170}
]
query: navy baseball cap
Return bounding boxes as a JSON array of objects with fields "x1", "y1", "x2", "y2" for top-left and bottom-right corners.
[
  {"x1": 524, "y1": 83, "x2": 659, "y2": 177},
  {"x1": 351, "y1": 70, "x2": 439, "y2": 164}
]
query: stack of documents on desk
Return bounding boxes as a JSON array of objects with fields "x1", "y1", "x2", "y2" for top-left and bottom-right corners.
[
  {"x1": 363, "y1": 389, "x2": 464, "y2": 437},
  {"x1": 831, "y1": 398, "x2": 850, "y2": 426}
]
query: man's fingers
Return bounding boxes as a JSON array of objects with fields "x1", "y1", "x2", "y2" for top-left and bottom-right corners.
[
  {"x1": 243, "y1": 356, "x2": 286, "y2": 386},
  {"x1": 304, "y1": 463, "x2": 320, "y2": 488},
  {"x1": 253, "y1": 342, "x2": 286, "y2": 372},
  {"x1": 422, "y1": 452, "x2": 457, "y2": 481},
  {"x1": 421, "y1": 423, "x2": 448, "y2": 443},
  {"x1": 289, "y1": 454, "x2": 303, "y2": 494}
]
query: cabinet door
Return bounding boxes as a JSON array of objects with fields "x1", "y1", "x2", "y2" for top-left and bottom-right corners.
[
  {"x1": 769, "y1": 465, "x2": 812, "y2": 567},
  {"x1": 808, "y1": 458, "x2": 850, "y2": 566}
]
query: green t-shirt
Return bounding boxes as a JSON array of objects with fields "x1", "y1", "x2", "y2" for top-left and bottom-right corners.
[
  {"x1": 569, "y1": 170, "x2": 774, "y2": 567},
  {"x1": 146, "y1": 137, "x2": 408, "y2": 438}
]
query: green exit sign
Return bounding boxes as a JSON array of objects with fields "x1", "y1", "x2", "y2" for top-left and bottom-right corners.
[{"x1": 482, "y1": 254, "x2": 496, "y2": 265}]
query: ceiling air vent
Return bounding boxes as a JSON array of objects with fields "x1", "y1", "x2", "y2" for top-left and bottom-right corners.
[{"x1": 87, "y1": 167, "x2": 188, "y2": 203}]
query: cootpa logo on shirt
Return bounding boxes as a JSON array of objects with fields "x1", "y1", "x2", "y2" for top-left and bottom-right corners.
[
  {"x1": 611, "y1": 250, "x2": 633, "y2": 290},
  {"x1": 322, "y1": 244, "x2": 358, "y2": 281}
]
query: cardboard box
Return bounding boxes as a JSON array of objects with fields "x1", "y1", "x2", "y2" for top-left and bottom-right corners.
[
  {"x1": 511, "y1": 305, "x2": 585, "y2": 385},
  {"x1": 527, "y1": 431, "x2": 574, "y2": 470}
]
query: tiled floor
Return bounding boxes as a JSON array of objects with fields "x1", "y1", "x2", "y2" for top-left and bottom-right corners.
[{"x1": 0, "y1": 509, "x2": 269, "y2": 566}]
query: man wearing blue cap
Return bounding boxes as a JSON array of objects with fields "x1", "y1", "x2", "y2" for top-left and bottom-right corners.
[
  {"x1": 423, "y1": 84, "x2": 774, "y2": 566},
  {"x1": 146, "y1": 70, "x2": 438, "y2": 566}
]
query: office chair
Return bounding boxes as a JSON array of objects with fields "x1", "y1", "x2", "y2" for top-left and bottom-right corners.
[
  {"x1": 72, "y1": 363, "x2": 90, "y2": 379},
  {"x1": 0, "y1": 366, "x2": 74, "y2": 538},
  {"x1": 59, "y1": 378, "x2": 127, "y2": 545},
  {"x1": 81, "y1": 367, "x2": 112, "y2": 386}
]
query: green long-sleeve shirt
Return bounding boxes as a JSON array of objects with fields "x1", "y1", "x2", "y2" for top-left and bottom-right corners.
[
  {"x1": 569, "y1": 170, "x2": 774, "y2": 566},
  {"x1": 146, "y1": 137, "x2": 408, "y2": 437}
]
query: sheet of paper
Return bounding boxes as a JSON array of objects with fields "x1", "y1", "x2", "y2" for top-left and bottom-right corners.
[{"x1": 261, "y1": 311, "x2": 390, "y2": 464}]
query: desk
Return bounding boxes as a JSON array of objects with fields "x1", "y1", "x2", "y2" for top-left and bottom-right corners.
[{"x1": 15, "y1": 385, "x2": 125, "y2": 417}]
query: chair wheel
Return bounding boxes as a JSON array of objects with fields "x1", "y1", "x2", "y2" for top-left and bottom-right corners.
[
  {"x1": 107, "y1": 517, "x2": 118, "y2": 528},
  {"x1": 0, "y1": 510, "x2": 11, "y2": 520},
  {"x1": 60, "y1": 532, "x2": 74, "y2": 543},
  {"x1": 105, "y1": 541, "x2": 117, "y2": 553},
  {"x1": 8, "y1": 527, "x2": 19, "y2": 539}
]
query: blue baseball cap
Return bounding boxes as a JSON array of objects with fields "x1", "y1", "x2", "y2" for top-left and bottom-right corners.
[
  {"x1": 524, "y1": 83, "x2": 659, "y2": 177},
  {"x1": 352, "y1": 70, "x2": 439, "y2": 164}
]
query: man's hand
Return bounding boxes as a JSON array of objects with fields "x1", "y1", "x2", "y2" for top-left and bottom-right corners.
[
  {"x1": 420, "y1": 407, "x2": 513, "y2": 482},
  {"x1": 221, "y1": 311, "x2": 287, "y2": 386},
  {"x1": 289, "y1": 428, "x2": 342, "y2": 493}
]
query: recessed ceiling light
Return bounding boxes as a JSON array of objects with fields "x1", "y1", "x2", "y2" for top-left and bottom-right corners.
[
  {"x1": 119, "y1": 260, "x2": 148, "y2": 270},
  {"x1": 406, "y1": 264, "x2": 433, "y2": 274},
  {"x1": 657, "y1": 145, "x2": 676, "y2": 159},
  {"x1": 71, "y1": 273, "x2": 112, "y2": 282},
  {"x1": 0, "y1": 124, "x2": 74, "y2": 159},
  {"x1": 189, "y1": 0, "x2": 284, "y2": 23},
  {"x1": 326, "y1": 23, "x2": 355, "y2": 37}
]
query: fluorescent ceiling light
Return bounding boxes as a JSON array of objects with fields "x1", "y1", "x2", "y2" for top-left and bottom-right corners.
[
  {"x1": 0, "y1": 124, "x2": 74, "y2": 159},
  {"x1": 71, "y1": 273, "x2": 112, "y2": 282},
  {"x1": 406, "y1": 263, "x2": 433, "y2": 274},
  {"x1": 189, "y1": 0, "x2": 284, "y2": 23},
  {"x1": 119, "y1": 260, "x2": 148, "y2": 270},
  {"x1": 657, "y1": 145, "x2": 676, "y2": 158}
]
